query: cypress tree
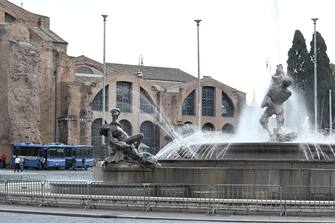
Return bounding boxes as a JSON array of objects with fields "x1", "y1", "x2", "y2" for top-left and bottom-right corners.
[
  {"x1": 308, "y1": 32, "x2": 335, "y2": 129},
  {"x1": 287, "y1": 30, "x2": 313, "y2": 95}
]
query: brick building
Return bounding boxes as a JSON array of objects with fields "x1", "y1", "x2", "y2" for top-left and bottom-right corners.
[{"x1": 0, "y1": 0, "x2": 245, "y2": 164}]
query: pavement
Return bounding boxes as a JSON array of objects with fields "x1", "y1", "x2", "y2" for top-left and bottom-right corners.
[
  {"x1": 0, "y1": 168, "x2": 92, "y2": 181},
  {"x1": 1, "y1": 204, "x2": 335, "y2": 222}
]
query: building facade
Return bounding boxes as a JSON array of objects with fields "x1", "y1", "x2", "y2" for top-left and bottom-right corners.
[{"x1": 0, "y1": 0, "x2": 246, "y2": 163}]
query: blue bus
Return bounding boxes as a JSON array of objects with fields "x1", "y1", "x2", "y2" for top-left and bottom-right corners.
[
  {"x1": 12, "y1": 143, "x2": 94, "y2": 169},
  {"x1": 65, "y1": 144, "x2": 94, "y2": 169}
]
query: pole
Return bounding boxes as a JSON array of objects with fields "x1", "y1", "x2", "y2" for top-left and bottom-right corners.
[
  {"x1": 102, "y1": 14, "x2": 108, "y2": 145},
  {"x1": 330, "y1": 89, "x2": 332, "y2": 136},
  {"x1": 312, "y1": 18, "x2": 318, "y2": 135},
  {"x1": 195, "y1": 19, "x2": 201, "y2": 131}
]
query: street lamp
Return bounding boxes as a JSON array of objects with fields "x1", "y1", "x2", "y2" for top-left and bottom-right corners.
[
  {"x1": 102, "y1": 14, "x2": 108, "y2": 144},
  {"x1": 195, "y1": 19, "x2": 201, "y2": 131},
  {"x1": 330, "y1": 89, "x2": 333, "y2": 136},
  {"x1": 312, "y1": 17, "x2": 318, "y2": 135}
]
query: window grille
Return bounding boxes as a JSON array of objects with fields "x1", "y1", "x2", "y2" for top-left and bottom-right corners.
[
  {"x1": 91, "y1": 85, "x2": 109, "y2": 111},
  {"x1": 182, "y1": 90, "x2": 195, "y2": 116},
  {"x1": 222, "y1": 92, "x2": 234, "y2": 117},
  {"x1": 116, "y1": 82, "x2": 132, "y2": 112},
  {"x1": 140, "y1": 88, "x2": 154, "y2": 113},
  {"x1": 202, "y1": 86, "x2": 215, "y2": 116}
]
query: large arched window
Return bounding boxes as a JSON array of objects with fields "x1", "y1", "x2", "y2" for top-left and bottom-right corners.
[
  {"x1": 5, "y1": 13, "x2": 15, "y2": 23},
  {"x1": 202, "y1": 86, "x2": 215, "y2": 116},
  {"x1": 119, "y1": 119, "x2": 132, "y2": 136},
  {"x1": 140, "y1": 121, "x2": 155, "y2": 148},
  {"x1": 222, "y1": 123, "x2": 234, "y2": 134},
  {"x1": 140, "y1": 88, "x2": 154, "y2": 113},
  {"x1": 117, "y1": 81, "x2": 132, "y2": 112},
  {"x1": 182, "y1": 90, "x2": 195, "y2": 116},
  {"x1": 91, "y1": 85, "x2": 109, "y2": 111},
  {"x1": 202, "y1": 122, "x2": 215, "y2": 131},
  {"x1": 222, "y1": 92, "x2": 234, "y2": 117},
  {"x1": 75, "y1": 66, "x2": 94, "y2": 74}
]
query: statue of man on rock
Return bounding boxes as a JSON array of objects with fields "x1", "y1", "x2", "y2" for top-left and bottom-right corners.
[
  {"x1": 100, "y1": 108, "x2": 160, "y2": 168},
  {"x1": 259, "y1": 64, "x2": 297, "y2": 142}
]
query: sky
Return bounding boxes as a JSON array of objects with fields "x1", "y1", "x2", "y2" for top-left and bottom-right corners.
[{"x1": 9, "y1": 0, "x2": 335, "y2": 104}]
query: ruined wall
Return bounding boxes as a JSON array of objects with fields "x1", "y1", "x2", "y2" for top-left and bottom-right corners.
[
  {"x1": 0, "y1": 22, "x2": 41, "y2": 156},
  {"x1": 29, "y1": 32, "x2": 56, "y2": 143}
]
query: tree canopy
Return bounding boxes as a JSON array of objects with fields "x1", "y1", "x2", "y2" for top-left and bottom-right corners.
[
  {"x1": 287, "y1": 30, "x2": 335, "y2": 130},
  {"x1": 287, "y1": 30, "x2": 313, "y2": 95}
]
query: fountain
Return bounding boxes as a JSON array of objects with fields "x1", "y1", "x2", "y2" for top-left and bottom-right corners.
[{"x1": 94, "y1": 64, "x2": 335, "y2": 190}]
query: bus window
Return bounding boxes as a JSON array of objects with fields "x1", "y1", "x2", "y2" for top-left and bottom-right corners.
[
  {"x1": 64, "y1": 147, "x2": 74, "y2": 157},
  {"x1": 47, "y1": 147, "x2": 65, "y2": 158},
  {"x1": 13, "y1": 146, "x2": 40, "y2": 156},
  {"x1": 76, "y1": 147, "x2": 93, "y2": 158}
]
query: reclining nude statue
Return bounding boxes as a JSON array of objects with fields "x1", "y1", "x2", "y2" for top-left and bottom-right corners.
[
  {"x1": 259, "y1": 64, "x2": 297, "y2": 142},
  {"x1": 100, "y1": 108, "x2": 160, "y2": 168}
]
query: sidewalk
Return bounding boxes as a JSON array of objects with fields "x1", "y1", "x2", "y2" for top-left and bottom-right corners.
[
  {"x1": 1, "y1": 204, "x2": 335, "y2": 223},
  {"x1": 0, "y1": 168, "x2": 92, "y2": 181}
]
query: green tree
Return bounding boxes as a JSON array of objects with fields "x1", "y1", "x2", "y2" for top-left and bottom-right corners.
[
  {"x1": 287, "y1": 30, "x2": 313, "y2": 95},
  {"x1": 307, "y1": 31, "x2": 335, "y2": 130}
]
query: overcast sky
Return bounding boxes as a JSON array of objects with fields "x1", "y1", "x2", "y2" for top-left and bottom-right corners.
[{"x1": 9, "y1": 0, "x2": 335, "y2": 104}]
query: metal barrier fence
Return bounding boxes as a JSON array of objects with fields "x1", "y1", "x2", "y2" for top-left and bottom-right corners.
[{"x1": 1, "y1": 181, "x2": 335, "y2": 216}]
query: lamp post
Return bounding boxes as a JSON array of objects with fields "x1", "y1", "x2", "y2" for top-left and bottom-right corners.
[
  {"x1": 102, "y1": 14, "x2": 108, "y2": 144},
  {"x1": 330, "y1": 89, "x2": 333, "y2": 136},
  {"x1": 195, "y1": 19, "x2": 201, "y2": 131},
  {"x1": 312, "y1": 18, "x2": 318, "y2": 135}
]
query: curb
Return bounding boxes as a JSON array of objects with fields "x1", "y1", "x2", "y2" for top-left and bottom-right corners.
[{"x1": 1, "y1": 205, "x2": 335, "y2": 223}]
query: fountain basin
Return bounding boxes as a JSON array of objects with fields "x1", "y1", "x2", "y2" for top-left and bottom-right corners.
[{"x1": 94, "y1": 142, "x2": 335, "y2": 188}]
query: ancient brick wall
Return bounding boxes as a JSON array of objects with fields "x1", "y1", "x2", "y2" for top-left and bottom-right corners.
[{"x1": 0, "y1": 22, "x2": 41, "y2": 146}]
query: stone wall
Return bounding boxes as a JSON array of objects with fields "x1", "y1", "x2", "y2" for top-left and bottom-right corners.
[{"x1": 0, "y1": 22, "x2": 41, "y2": 149}]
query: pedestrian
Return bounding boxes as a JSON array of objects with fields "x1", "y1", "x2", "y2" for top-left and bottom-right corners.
[
  {"x1": 71, "y1": 156, "x2": 76, "y2": 170},
  {"x1": 19, "y1": 157, "x2": 24, "y2": 172},
  {"x1": 0, "y1": 154, "x2": 6, "y2": 168},
  {"x1": 81, "y1": 158, "x2": 87, "y2": 170},
  {"x1": 14, "y1": 155, "x2": 20, "y2": 173}
]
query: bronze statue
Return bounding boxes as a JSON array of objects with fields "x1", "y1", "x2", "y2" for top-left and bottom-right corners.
[
  {"x1": 259, "y1": 64, "x2": 297, "y2": 142},
  {"x1": 100, "y1": 108, "x2": 160, "y2": 168}
]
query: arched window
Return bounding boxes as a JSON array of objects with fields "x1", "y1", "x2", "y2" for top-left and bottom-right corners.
[
  {"x1": 117, "y1": 82, "x2": 132, "y2": 112},
  {"x1": 75, "y1": 66, "x2": 94, "y2": 74},
  {"x1": 222, "y1": 92, "x2": 234, "y2": 117},
  {"x1": 91, "y1": 118, "x2": 107, "y2": 158},
  {"x1": 202, "y1": 122, "x2": 215, "y2": 131},
  {"x1": 140, "y1": 88, "x2": 154, "y2": 113},
  {"x1": 140, "y1": 121, "x2": 155, "y2": 148},
  {"x1": 182, "y1": 90, "x2": 195, "y2": 116},
  {"x1": 202, "y1": 86, "x2": 215, "y2": 116},
  {"x1": 222, "y1": 123, "x2": 234, "y2": 134},
  {"x1": 91, "y1": 85, "x2": 109, "y2": 111},
  {"x1": 91, "y1": 118, "x2": 103, "y2": 147},
  {"x1": 119, "y1": 119, "x2": 132, "y2": 136},
  {"x1": 4, "y1": 13, "x2": 15, "y2": 23}
]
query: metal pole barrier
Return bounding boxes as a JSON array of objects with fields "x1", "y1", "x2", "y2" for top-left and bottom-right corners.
[{"x1": 4, "y1": 180, "x2": 8, "y2": 203}]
